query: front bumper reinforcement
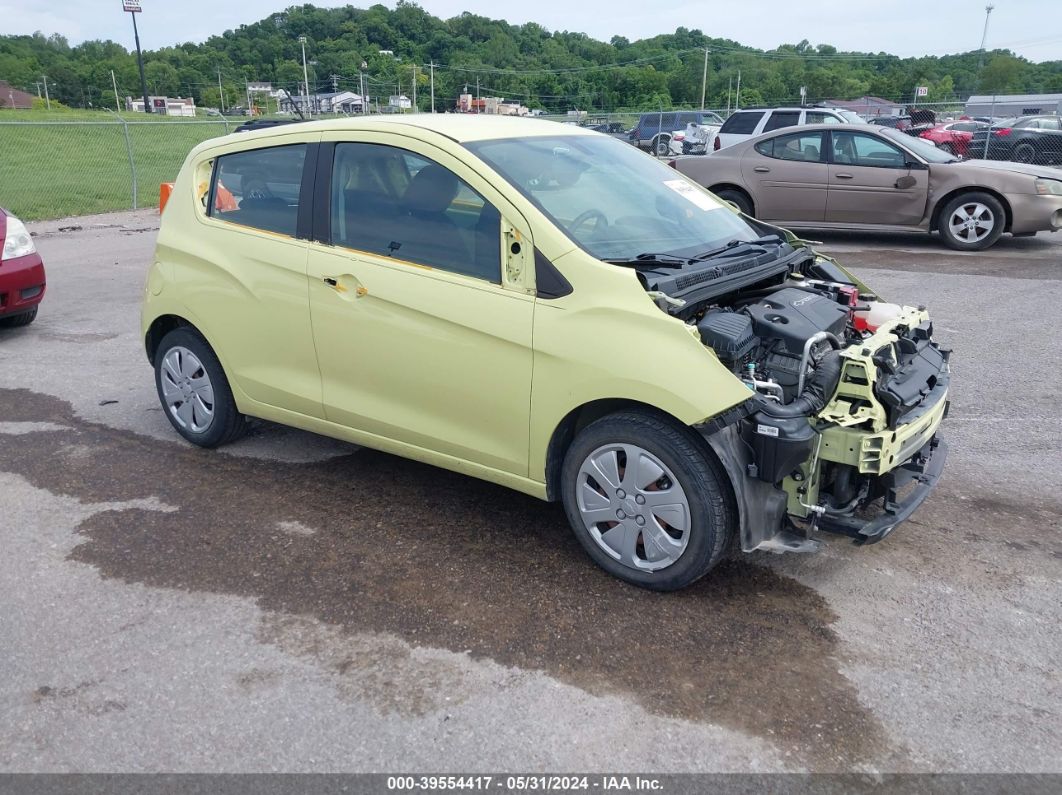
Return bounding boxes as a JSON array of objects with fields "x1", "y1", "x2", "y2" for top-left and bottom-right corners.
[{"x1": 815, "y1": 436, "x2": 948, "y2": 545}]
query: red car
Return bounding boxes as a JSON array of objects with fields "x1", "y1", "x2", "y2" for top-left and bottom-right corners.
[
  {"x1": 919, "y1": 121, "x2": 986, "y2": 158},
  {"x1": 0, "y1": 208, "x2": 46, "y2": 327}
]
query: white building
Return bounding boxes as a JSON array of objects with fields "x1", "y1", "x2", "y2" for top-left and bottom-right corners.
[
  {"x1": 279, "y1": 90, "x2": 365, "y2": 114},
  {"x1": 965, "y1": 93, "x2": 1062, "y2": 118},
  {"x1": 389, "y1": 94, "x2": 412, "y2": 110},
  {"x1": 126, "y1": 95, "x2": 196, "y2": 116}
]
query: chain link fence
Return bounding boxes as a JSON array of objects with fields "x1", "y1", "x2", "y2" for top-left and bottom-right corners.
[
  {"x1": 2, "y1": 106, "x2": 1060, "y2": 222},
  {"x1": 0, "y1": 118, "x2": 234, "y2": 221}
]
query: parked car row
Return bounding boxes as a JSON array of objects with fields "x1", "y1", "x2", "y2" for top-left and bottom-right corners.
[{"x1": 671, "y1": 123, "x2": 1062, "y2": 250}]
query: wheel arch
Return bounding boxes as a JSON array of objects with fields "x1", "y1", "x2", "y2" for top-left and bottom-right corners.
[
  {"x1": 931, "y1": 186, "x2": 1013, "y2": 233},
  {"x1": 542, "y1": 398, "x2": 731, "y2": 504},
  {"x1": 708, "y1": 183, "x2": 755, "y2": 215}
]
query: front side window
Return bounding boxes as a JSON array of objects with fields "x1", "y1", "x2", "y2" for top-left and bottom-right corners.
[
  {"x1": 467, "y1": 134, "x2": 762, "y2": 262},
  {"x1": 755, "y1": 132, "x2": 825, "y2": 162},
  {"x1": 763, "y1": 111, "x2": 800, "y2": 132},
  {"x1": 831, "y1": 132, "x2": 907, "y2": 168},
  {"x1": 719, "y1": 111, "x2": 765, "y2": 135},
  {"x1": 209, "y1": 144, "x2": 306, "y2": 237},
  {"x1": 330, "y1": 143, "x2": 501, "y2": 283}
]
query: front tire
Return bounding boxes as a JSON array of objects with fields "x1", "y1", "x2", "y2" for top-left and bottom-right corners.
[
  {"x1": 0, "y1": 306, "x2": 38, "y2": 328},
  {"x1": 154, "y1": 327, "x2": 247, "y2": 447},
  {"x1": 560, "y1": 411, "x2": 734, "y2": 591},
  {"x1": 939, "y1": 192, "x2": 1005, "y2": 251}
]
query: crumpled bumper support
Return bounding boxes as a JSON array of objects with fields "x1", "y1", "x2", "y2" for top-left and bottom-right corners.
[{"x1": 815, "y1": 435, "x2": 948, "y2": 545}]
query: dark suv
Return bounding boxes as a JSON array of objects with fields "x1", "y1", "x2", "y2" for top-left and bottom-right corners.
[{"x1": 629, "y1": 110, "x2": 724, "y2": 155}]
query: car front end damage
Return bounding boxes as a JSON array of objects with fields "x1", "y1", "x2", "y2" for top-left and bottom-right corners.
[{"x1": 632, "y1": 236, "x2": 950, "y2": 553}]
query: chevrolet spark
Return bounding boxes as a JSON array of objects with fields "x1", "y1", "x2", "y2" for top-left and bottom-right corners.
[{"x1": 142, "y1": 115, "x2": 949, "y2": 590}]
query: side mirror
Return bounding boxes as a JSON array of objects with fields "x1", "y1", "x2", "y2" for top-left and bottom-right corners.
[{"x1": 895, "y1": 175, "x2": 918, "y2": 190}]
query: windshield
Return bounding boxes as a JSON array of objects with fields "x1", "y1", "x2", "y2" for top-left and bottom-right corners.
[
  {"x1": 466, "y1": 134, "x2": 761, "y2": 261},
  {"x1": 878, "y1": 127, "x2": 958, "y2": 163},
  {"x1": 839, "y1": 111, "x2": 866, "y2": 124}
]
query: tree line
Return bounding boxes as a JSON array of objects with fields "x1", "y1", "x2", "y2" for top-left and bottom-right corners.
[{"x1": 2, "y1": 1, "x2": 1060, "y2": 113}]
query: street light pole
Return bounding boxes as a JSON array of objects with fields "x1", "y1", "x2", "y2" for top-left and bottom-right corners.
[
  {"x1": 700, "y1": 47, "x2": 710, "y2": 111},
  {"x1": 298, "y1": 36, "x2": 311, "y2": 118},
  {"x1": 124, "y1": 1, "x2": 151, "y2": 113},
  {"x1": 42, "y1": 74, "x2": 51, "y2": 110},
  {"x1": 430, "y1": 60, "x2": 435, "y2": 113}
]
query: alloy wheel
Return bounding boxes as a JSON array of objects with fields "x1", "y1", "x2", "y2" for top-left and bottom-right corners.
[{"x1": 948, "y1": 202, "x2": 995, "y2": 244}]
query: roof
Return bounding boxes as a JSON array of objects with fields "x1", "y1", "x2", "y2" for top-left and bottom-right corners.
[
  {"x1": 966, "y1": 93, "x2": 1062, "y2": 104},
  {"x1": 218, "y1": 114, "x2": 598, "y2": 145},
  {"x1": 0, "y1": 81, "x2": 34, "y2": 110}
]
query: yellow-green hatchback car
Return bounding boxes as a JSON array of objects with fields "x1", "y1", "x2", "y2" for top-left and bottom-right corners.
[{"x1": 142, "y1": 115, "x2": 950, "y2": 590}]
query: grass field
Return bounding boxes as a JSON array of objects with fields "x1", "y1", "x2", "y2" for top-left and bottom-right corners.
[{"x1": 0, "y1": 112, "x2": 237, "y2": 220}]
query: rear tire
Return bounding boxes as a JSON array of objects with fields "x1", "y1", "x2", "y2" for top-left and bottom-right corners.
[
  {"x1": 652, "y1": 135, "x2": 671, "y2": 157},
  {"x1": 1013, "y1": 142, "x2": 1036, "y2": 164},
  {"x1": 0, "y1": 306, "x2": 38, "y2": 328},
  {"x1": 938, "y1": 192, "x2": 1005, "y2": 251},
  {"x1": 154, "y1": 327, "x2": 247, "y2": 448},
  {"x1": 560, "y1": 410, "x2": 734, "y2": 591},
  {"x1": 715, "y1": 188, "x2": 754, "y2": 216}
]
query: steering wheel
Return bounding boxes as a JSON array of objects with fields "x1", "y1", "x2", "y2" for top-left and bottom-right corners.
[{"x1": 567, "y1": 209, "x2": 608, "y2": 235}]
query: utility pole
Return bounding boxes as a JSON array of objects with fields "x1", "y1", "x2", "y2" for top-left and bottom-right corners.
[
  {"x1": 411, "y1": 65, "x2": 417, "y2": 112},
  {"x1": 430, "y1": 60, "x2": 435, "y2": 113},
  {"x1": 726, "y1": 76, "x2": 732, "y2": 115},
  {"x1": 735, "y1": 69, "x2": 742, "y2": 109},
  {"x1": 111, "y1": 69, "x2": 121, "y2": 112},
  {"x1": 360, "y1": 60, "x2": 367, "y2": 114},
  {"x1": 978, "y1": 4, "x2": 995, "y2": 69},
  {"x1": 217, "y1": 66, "x2": 226, "y2": 114},
  {"x1": 298, "y1": 36, "x2": 311, "y2": 117},
  {"x1": 700, "y1": 47, "x2": 710, "y2": 111},
  {"x1": 123, "y1": 1, "x2": 151, "y2": 113},
  {"x1": 42, "y1": 75, "x2": 51, "y2": 110},
  {"x1": 34, "y1": 82, "x2": 42, "y2": 99}
]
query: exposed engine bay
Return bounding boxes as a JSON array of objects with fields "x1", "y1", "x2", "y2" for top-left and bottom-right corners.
[{"x1": 637, "y1": 239, "x2": 951, "y2": 549}]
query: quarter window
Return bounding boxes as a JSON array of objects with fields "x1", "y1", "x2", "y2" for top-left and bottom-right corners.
[
  {"x1": 209, "y1": 144, "x2": 307, "y2": 237},
  {"x1": 831, "y1": 132, "x2": 907, "y2": 168},
  {"x1": 330, "y1": 143, "x2": 501, "y2": 283},
  {"x1": 755, "y1": 132, "x2": 826, "y2": 162},
  {"x1": 805, "y1": 112, "x2": 842, "y2": 125}
]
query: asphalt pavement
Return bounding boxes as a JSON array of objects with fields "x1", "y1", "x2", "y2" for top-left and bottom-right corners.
[{"x1": 0, "y1": 211, "x2": 1059, "y2": 773}]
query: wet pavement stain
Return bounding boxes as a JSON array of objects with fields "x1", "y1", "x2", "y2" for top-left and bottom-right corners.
[{"x1": 0, "y1": 387, "x2": 893, "y2": 768}]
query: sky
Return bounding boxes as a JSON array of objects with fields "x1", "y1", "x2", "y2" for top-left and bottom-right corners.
[{"x1": 2, "y1": 0, "x2": 1061, "y2": 63}]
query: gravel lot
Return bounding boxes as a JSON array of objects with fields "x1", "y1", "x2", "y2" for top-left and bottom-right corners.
[{"x1": 1, "y1": 211, "x2": 1059, "y2": 773}]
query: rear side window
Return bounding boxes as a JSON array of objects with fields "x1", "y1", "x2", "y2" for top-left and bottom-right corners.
[
  {"x1": 763, "y1": 111, "x2": 800, "y2": 132},
  {"x1": 719, "y1": 111, "x2": 764, "y2": 135},
  {"x1": 754, "y1": 131, "x2": 826, "y2": 162},
  {"x1": 209, "y1": 144, "x2": 307, "y2": 237}
]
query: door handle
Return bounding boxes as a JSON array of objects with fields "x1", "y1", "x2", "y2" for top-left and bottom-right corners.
[
  {"x1": 834, "y1": 173, "x2": 854, "y2": 179},
  {"x1": 323, "y1": 275, "x2": 367, "y2": 298},
  {"x1": 753, "y1": 166, "x2": 770, "y2": 173}
]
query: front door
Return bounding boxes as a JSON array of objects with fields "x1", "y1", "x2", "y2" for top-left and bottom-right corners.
[
  {"x1": 305, "y1": 138, "x2": 535, "y2": 476},
  {"x1": 825, "y1": 130, "x2": 929, "y2": 226}
]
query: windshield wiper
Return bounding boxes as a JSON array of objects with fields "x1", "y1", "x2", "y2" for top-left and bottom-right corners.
[
  {"x1": 694, "y1": 235, "x2": 782, "y2": 260},
  {"x1": 604, "y1": 252, "x2": 690, "y2": 269}
]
